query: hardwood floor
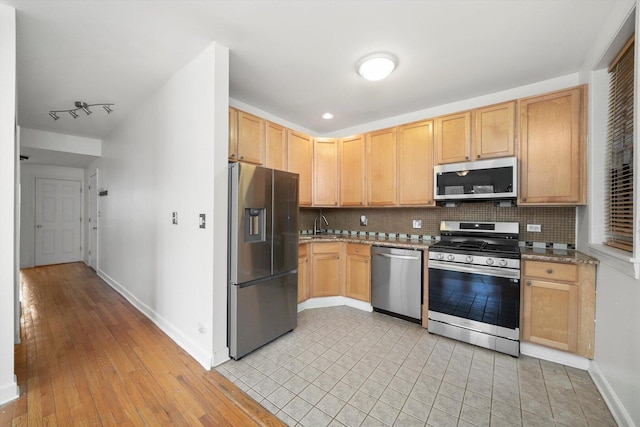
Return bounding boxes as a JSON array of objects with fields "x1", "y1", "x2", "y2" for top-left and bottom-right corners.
[{"x1": 1, "y1": 262, "x2": 283, "y2": 426}]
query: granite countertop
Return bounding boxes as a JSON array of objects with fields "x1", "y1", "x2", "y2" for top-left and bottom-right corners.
[
  {"x1": 520, "y1": 247, "x2": 600, "y2": 265},
  {"x1": 298, "y1": 234, "x2": 433, "y2": 250},
  {"x1": 300, "y1": 234, "x2": 599, "y2": 265}
]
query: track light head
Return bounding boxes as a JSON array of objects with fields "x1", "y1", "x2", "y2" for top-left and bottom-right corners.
[
  {"x1": 49, "y1": 112, "x2": 59, "y2": 121},
  {"x1": 69, "y1": 110, "x2": 79, "y2": 119},
  {"x1": 103, "y1": 105, "x2": 113, "y2": 114}
]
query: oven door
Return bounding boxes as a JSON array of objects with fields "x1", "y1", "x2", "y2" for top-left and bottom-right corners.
[{"x1": 428, "y1": 260, "x2": 520, "y2": 339}]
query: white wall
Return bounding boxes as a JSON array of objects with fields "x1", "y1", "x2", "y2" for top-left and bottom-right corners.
[
  {"x1": 21, "y1": 128, "x2": 101, "y2": 156},
  {"x1": 578, "y1": 2, "x2": 640, "y2": 426},
  {"x1": 20, "y1": 164, "x2": 85, "y2": 268},
  {"x1": 0, "y1": 2, "x2": 19, "y2": 405},
  {"x1": 96, "y1": 42, "x2": 228, "y2": 369}
]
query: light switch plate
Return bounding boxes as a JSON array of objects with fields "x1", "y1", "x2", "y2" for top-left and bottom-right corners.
[
  {"x1": 412, "y1": 219, "x2": 422, "y2": 229},
  {"x1": 199, "y1": 214, "x2": 206, "y2": 229},
  {"x1": 527, "y1": 224, "x2": 541, "y2": 232},
  {"x1": 172, "y1": 212, "x2": 178, "y2": 225}
]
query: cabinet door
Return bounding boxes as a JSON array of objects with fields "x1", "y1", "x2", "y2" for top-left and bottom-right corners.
[
  {"x1": 339, "y1": 135, "x2": 366, "y2": 206},
  {"x1": 346, "y1": 244, "x2": 371, "y2": 302},
  {"x1": 266, "y1": 121, "x2": 287, "y2": 171},
  {"x1": 237, "y1": 111, "x2": 265, "y2": 165},
  {"x1": 398, "y1": 120, "x2": 434, "y2": 206},
  {"x1": 288, "y1": 130, "x2": 313, "y2": 206},
  {"x1": 298, "y1": 255, "x2": 308, "y2": 303},
  {"x1": 518, "y1": 86, "x2": 586, "y2": 205},
  {"x1": 367, "y1": 127, "x2": 397, "y2": 206},
  {"x1": 522, "y1": 278, "x2": 578, "y2": 353},
  {"x1": 434, "y1": 111, "x2": 471, "y2": 164},
  {"x1": 229, "y1": 107, "x2": 238, "y2": 161},
  {"x1": 313, "y1": 138, "x2": 339, "y2": 206},
  {"x1": 473, "y1": 101, "x2": 515, "y2": 160},
  {"x1": 311, "y1": 253, "x2": 341, "y2": 297}
]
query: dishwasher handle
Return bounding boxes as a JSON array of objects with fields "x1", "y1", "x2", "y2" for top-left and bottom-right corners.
[{"x1": 373, "y1": 252, "x2": 421, "y2": 261}]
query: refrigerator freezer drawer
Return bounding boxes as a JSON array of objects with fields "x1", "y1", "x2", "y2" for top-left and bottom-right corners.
[{"x1": 229, "y1": 271, "x2": 298, "y2": 359}]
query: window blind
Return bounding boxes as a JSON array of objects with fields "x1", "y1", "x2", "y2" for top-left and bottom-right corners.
[{"x1": 606, "y1": 36, "x2": 635, "y2": 252}]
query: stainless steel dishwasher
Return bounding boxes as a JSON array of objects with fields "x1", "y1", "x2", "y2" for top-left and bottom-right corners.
[{"x1": 371, "y1": 246, "x2": 423, "y2": 322}]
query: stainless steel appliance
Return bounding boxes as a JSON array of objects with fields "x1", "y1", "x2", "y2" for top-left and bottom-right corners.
[
  {"x1": 428, "y1": 221, "x2": 520, "y2": 356},
  {"x1": 371, "y1": 246, "x2": 423, "y2": 323},
  {"x1": 228, "y1": 163, "x2": 299, "y2": 359},
  {"x1": 434, "y1": 157, "x2": 517, "y2": 201}
]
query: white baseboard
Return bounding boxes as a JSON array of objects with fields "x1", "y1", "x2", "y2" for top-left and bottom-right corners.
[
  {"x1": 519, "y1": 342, "x2": 590, "y2": 370},
  {"x1": 212, "y1": 347, "x2": 230, "y2": 367},
  {"x1": 589, "y1": 360, "x2": 637, "y2": 427},
  {"x1": 0, "y1": 375, "x2": 19, "y2": 405},
  {"x1": 298, "y1": 296, "x2": 373, "y2": 313},
  {"x1": 97, "y1": 269, "x2": 213, "y2": 370}
]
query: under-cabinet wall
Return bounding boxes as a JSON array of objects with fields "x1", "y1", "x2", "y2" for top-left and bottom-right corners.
[{"x1": 301, "y1": 205, "x2": 576, "y2": 245}]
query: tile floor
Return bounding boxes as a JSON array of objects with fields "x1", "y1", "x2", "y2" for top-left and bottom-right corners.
[{"x1": 216, "y1": 306, "x2": 616, "y2": 427}]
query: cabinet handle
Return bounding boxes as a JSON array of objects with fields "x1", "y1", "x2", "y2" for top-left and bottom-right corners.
[
  {"x1": 522, "y1": 197, "x2": 527, "y2": 201},
  {"x1": 365, "y1": 260, "x2": 368, "y2": 264},
  {"x1": 336, "y1": 256, "x2": 339, "y2": 260},
  {"x1": 239, "y1": 155, "x2": 244, "y2": 160},
  {"x1": 230, "y1": 153, "x2": 236, "y2": 158},
  {"x1": 477, "y1": 155, "x2": 481, "y2": 159},
  {"x1": 465, "y1": 156, "x2": 469, "y2": 160},
  {"x1": 546, "y1": 269, "x2": 553, "y2": 274},
  {"x1": 526, "y1": 281, "x2": 531, "y2": 286}
]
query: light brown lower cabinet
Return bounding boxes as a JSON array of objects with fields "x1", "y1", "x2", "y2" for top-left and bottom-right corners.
[
  {"x1": 521, "y1": 260, "x2": 596, "y2": 358},
  {"x1": 345, "y1": 244, "x2": 371, "y2": 302},
  {"x1": 298, "y1": 243, "x2": 309, "y2": 303},
  {"x1": 310, "y1": 242, "x2": 343, "y2": 297}
]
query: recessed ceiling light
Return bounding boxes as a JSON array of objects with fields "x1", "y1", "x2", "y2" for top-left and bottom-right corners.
[
  {"x1": 322, "y1": 113, "x2": 334, "y2": 120},
  {"x1": 357, "y1": 53, "x2": 397, "y2": 81}
]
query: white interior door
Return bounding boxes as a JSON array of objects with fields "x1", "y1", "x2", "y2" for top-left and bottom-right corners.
[
  {"x1": 35, "y1": 178, "x2": 82, "y2": 266},
  {"x1": 89, "y1": 173, "x2": 98, "y2": 270}
]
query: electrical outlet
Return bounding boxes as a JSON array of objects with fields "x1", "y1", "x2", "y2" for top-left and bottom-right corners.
[
  {"x1": 412, "y1": 219, "x2": 422, "y2": 229},
  {"x1": 527, "y1": 224, "x2": 541, "y2": 232}
]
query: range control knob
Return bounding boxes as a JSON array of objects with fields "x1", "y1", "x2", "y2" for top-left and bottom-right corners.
[
  {"x1": 499, "y1": 259, "x2": 508, "y2": 267},
  {"x1": 465, "y1": 256, "x2": 474, "y2": 263},
  {"x1": 436, "y1": 253, "x2": 444, "y2": 260},
  {"x1": 447, "y1": 254, "x2": 455, "y2": 261},
  {"x1": 486, "y1": 258, "x2": 494, "y2": 265}
]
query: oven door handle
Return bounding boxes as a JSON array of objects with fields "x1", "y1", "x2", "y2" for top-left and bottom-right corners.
[{"x1": 428, "y1": 260, "x2": 520, "y2": 280}]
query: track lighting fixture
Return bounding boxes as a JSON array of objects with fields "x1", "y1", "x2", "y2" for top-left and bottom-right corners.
[{"x1": 49, "y1": 101, "x2": 114, "y2": 120}]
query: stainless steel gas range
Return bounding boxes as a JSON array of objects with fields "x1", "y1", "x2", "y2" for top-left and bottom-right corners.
[{"x1": 428, "y1": 221, "x2": 521, "y2": 356}]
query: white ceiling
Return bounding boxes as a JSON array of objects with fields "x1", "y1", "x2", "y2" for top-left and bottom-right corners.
[{"x1": 2, "y1": 1, "x2": 625, "y2": 152}]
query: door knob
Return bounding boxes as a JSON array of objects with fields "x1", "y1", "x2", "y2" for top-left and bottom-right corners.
[
  {"x1": 36, "y1": 225, "x2": 42, "y2": 228},
  {"x1": 93, "y1": 227, "x2": 97, "y2": 230}
]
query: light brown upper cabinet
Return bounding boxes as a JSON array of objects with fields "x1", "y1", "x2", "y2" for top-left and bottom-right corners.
[
  {"x1": 313, "y1": 138, "x2": 339, "y2": 206},
  {"x1": 236, "y1": 111, "x2": 265, "y2": 165},
  {"x1": 265, "y1": 121, "x2": 287, "y2": 171},
  {"x1": 518, "y1": 86, "x2": 586, "y2": 205},
  {"x1": 339, "y1": 135, "x2": 367, "y2": 206},
  {"x1": 434, "y1": 111, "x2": 472, "y2": 164},
  {"x1": 397, "y1": 120, "x2": 435, "y2": 206},
  {"x1": 228, "y1": 107, "x2": 238, "y2": 161},
  {"x1": 473, "y1": 101, "x2": 516, "y2": 160},
  {"x1": 367, "y1": 127, "x2": 397, "y2": 206},
  {"x1": 287, "y1": 130, "x2": 313, "y2": 206}
]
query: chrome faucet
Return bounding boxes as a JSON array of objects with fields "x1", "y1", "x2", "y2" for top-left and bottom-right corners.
[{"x1": 313, "y1": 214, "x2": 329, "y2": 235}]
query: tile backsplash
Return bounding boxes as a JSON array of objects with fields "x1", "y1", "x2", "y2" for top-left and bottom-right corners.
[{"x1": 300, "y1": 203, "x2": 576, "y2": 245}]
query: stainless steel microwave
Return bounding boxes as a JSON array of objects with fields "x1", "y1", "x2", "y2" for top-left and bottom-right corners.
[{"x1": 434, "y1": 157, "x2": 517, "y2": 201}]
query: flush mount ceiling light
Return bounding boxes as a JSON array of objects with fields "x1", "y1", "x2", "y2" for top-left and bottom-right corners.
[
  {"x1": 49, "y1": 101, "x2": 114, "y2": 120},
  {"x1": 357, "y1": 53, "x2": 397, "y2": 81},
  {"x1": 322, "y1": 112, "x2": 334, "y2": 120}
]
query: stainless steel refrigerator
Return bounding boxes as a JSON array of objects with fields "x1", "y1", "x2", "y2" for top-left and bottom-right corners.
[{"x1": 228, "y1": 162, "x2": 299, "y2": 359}]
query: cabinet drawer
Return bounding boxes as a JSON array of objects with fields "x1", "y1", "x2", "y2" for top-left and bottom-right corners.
[
  {"x1": 347, "y1": 243, "x2": 370, "y2": 256},
  {"x1": 523, "y1": 261, "x2": 578, "y2": 282},
  {"x1": 298, "y1": 243, "x2": 308, "y2": 257},
  {"x1": 312, "y1": 242, "x2": 341, "y2": 254}
]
